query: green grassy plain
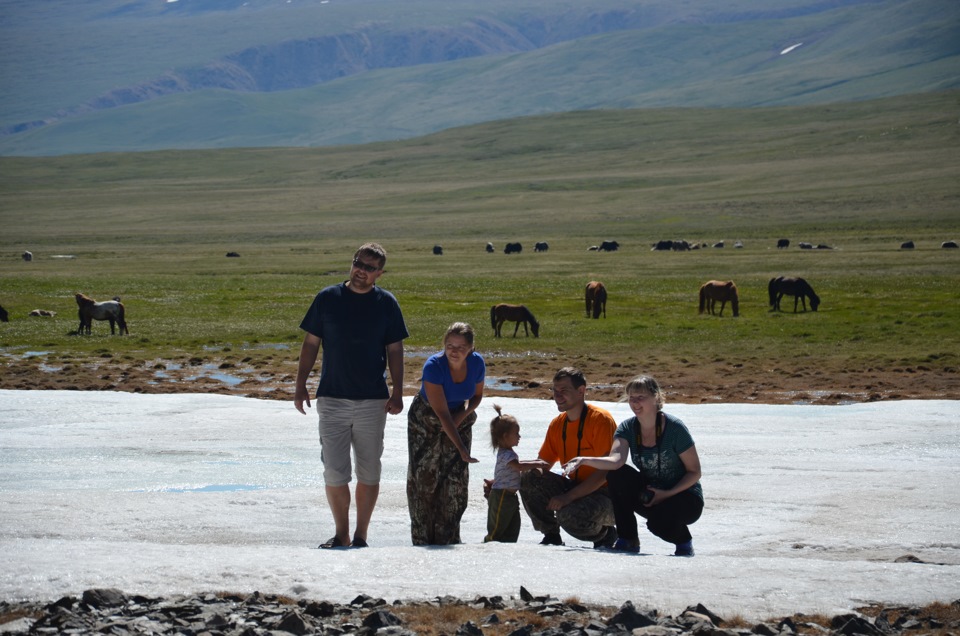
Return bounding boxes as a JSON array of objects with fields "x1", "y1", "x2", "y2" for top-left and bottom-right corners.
[{"x1": 1, "y1": 93, "x2": 959, "y2": 400}]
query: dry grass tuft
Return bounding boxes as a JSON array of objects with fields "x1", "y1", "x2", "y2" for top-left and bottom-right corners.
[{"x1": 392, "y1": 602, "x2": 573, "y2": 636}]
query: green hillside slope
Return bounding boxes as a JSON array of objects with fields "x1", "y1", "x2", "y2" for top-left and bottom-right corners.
[{"x1": 0, "y1": 0, "x2": 957, "y2": 156}]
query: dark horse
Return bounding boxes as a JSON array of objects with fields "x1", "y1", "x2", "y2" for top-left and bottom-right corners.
[
  {"x1": 490, "y1": 304, "x2": 540, "y2": 337},
  {"x1": 768, "y1": 277, "x2": 820, "y2": 313},
  {"x1": 76, "y1": 293, "x2": 129, "y2": 335},
  {"x1": 699, "y1": 280, "x2": 739, "y2": 317},
  {"x1": 584, "y1": 281, "x2": 607, "y2": 319}
]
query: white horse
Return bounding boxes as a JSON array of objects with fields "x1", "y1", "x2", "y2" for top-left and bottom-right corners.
[{"x1": 76, "y1": 293, "x2": 129, "y2": 335}]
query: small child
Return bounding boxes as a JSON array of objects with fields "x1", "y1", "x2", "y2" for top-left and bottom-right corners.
[{"x1": 483, "y1": 404, "x2": 538, "y2": 543}]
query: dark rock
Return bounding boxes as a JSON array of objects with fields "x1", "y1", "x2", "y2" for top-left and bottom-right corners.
[
  {"x1": 362, "y1": 609, "x2": 403, "y2": 629},
  {"x1": 457, "y1": 620, "x2": 484, "y2": 636},
  {"x1": 304, "y1": 600, "x2": 337, "y2": 618},
  {"x1": 81, "y1": 588, "x2": 128, "y2": 609},
  {"x1": 778, "y1": 616, "x2": 798, "y2": 633},
  {"x1": 608, "y1": 600, "x2": 657, "y2": 630},
  {"x1": 519, "y1": 586, "x2": 535, "y2": 603},
  {"x1": 691, "y1": 603, "x2": 724, "y2": 626},
  {"x1": 833, "y1": 615, "x2": 884, "y2": 636},
  {"x1": 277, "y1": 609, "x2": 310, "y2": 635},
  {"x1": 506, "y1": 625, "x2": 534, "y2": 636},
  {"x1": 751, "y1": 622, "x2": 778, "y2": 636}
]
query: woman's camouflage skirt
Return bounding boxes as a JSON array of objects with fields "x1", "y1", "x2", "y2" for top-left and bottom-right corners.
[{"x1": 406, "y1": 393, "x2": 476, "y2": 545}]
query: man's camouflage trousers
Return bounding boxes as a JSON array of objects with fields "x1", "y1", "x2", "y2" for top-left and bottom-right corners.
[{"x1": 519, "y1": 470, "x2": 614, "y2": 543}]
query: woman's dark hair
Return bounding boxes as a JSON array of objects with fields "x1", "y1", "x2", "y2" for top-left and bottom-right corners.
[{"x1": 443, "y1": 322, "x2": 475, "y2": 348}]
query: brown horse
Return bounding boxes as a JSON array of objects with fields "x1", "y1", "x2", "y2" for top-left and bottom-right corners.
[
  {"x1": 490, "y1": 304, "x2": 540, "y2": 337},
  {"x1": 699, "y1": 280, "x2": 740, "y2": 317},
  {"x1": 584, "y1": 281, "x2": 607, "y2": 319},
  {"x1": 76, "y1": 293, "x2": 129, "y2": 335},
  {"x1": 768, "y1": 277, "x2": 820, "y2": 312}
]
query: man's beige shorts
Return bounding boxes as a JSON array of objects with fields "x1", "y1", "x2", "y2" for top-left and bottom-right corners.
[{"x1": 316, "y1": 397, "x2": 388, "y2": 486}]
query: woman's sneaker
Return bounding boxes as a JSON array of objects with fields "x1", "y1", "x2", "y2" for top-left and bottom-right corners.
[
  {"x1": 674, "y1": 541, "x2": 695, "y2": 557},
  {"x1": 611, "y1": 538, "x2": 640, "y2": 554}
]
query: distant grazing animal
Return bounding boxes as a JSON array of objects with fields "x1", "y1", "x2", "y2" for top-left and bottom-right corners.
[
  {"x1": 942, "y1": 241, "x2": 958, "y2": 249},
  {"x1": 798, "y1": 242, "x2": 814, "y2": 249},
  {"x1": 534, "y1": 242, "x2": 549, "y2": 252},
  {"x1": 587, "y1": 245, "x2": 599, "y2": 251},
  {"x1": 584, "y1": 281, "x2": 607, "y2": 319},
  {"x1": 433, "y1": 245, "x2": 443, "y2": 255},
  {"x1": 734, "y1": 240, "x2": 744, "y2": 249},
  {"x1": 713, "y1": 241, "x2": 724, "y2": 248},
  {"x1": 22, "y1": 251, "x2": 32, "y2": 262},
  {"x1": 29, "y1": 309, "x2": 56, "y2": 317},
  {"x1": 777, "y1": 239, "x2": 790, "y2": 249},
  {"x1": 225, "y1": 252, "x2": 240, "y2": 257},
  {"x1": 652, "y1": 240, "x2": 673, "y2": 251},
  {"x1": 504, "y1": 242, "x2": 523, "y2": 254},
  {"x1": 900, "y1": 241, "x2": 915, "y2": 249},
  {"x1": 490, "y1": 303, "x2": 540, "y2": 338},
  {"x1": 598, "y1": 240, "x2": 619, "y2": 252},
  {"x1": 76, "y1": 293, "x2": 129, "y2": 335},
  {"x1": 768, "y1": 277, "x2": 820, "y2": 313},
  {"x1": 699, "y1": 281, "x2": 739, "y2": 317},
  {"x1": 0, "y1": 304, "x2": 8, "y2": 322},
  {"x1": 486, "y1": 242, "x2": 495, "y2": 253},
  {"x1": 672, "y1": 240, "x2": 690, "y2": 251},
  {"x1": 816, "y1": 244, "x2": 833, "y2": 250}
]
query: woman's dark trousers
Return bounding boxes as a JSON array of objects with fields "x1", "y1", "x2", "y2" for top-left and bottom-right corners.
[{"x1": 606, "y1": 464, "x2": 702, "y2": 545}]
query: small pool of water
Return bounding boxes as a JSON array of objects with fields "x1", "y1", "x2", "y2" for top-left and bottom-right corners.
[
  {"x1": 485, "y1": 376, "x2": 523, "y2": 391},
  {"x1": 153, "y1": 484, "x2": 265, "y2": 493}
]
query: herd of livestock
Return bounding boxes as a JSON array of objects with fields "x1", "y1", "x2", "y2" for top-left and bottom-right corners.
[
  {"x1": 5, "y1": 237, "x2": 956, "y2": 332},
  {"x1": 430, "y1": 238, "x2": 959, "y2": 255}
]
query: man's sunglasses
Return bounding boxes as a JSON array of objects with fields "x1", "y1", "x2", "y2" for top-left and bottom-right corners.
[{"x1": 352, "y1": 258, "x2": 381, "y2": 273}]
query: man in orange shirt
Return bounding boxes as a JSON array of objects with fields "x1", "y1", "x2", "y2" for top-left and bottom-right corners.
[{"x1": 519, "y1": 367, "x2": 617, "y2": 547}]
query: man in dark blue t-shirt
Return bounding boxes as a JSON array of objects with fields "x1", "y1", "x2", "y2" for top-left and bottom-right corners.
[{"x1": 295, "y1": 243, "x2": 408, "y2": 549}]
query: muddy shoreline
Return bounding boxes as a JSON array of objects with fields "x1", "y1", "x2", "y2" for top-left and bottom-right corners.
[{"x1": 2, "y1": 350, "x2": 956, "y2": 405}]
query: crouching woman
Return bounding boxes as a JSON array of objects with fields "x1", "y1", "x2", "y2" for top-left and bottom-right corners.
[{"x1": 562, "y1": 375, "x2": 703, "y2": 556}]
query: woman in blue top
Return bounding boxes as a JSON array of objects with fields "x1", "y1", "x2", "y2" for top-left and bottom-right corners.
[
  {"x1": 562, "y1": 375, "x2": 703, "y2": 556},
  {"x1": 406, "y1": 322, "x2": 485, "y2": 545}
]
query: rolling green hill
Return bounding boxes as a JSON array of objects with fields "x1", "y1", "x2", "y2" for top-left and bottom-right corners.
[
  {"x1": 1, "y1": 0, "x2": 957, "y2": 156},
  {"x1": 1, "y1": 93, "x2": 958, "y2": 400}
]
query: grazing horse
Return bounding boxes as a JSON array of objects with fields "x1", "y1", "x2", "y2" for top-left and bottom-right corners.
[
  {"x1": 584, "y1": 281, "x2": 607, "y2": 319},
  {"x1": 76, "y1": 293, "x2": 129, "y2": 335},
  {"x1": 490, "y1": 304, "x2": 540, "y2": 337},
  {"x1": 699, "y1": 280, "x2": 740, "y2": 317},
  {"x1": 768, "y1": 277, "x2": 820, "y2": 313}
]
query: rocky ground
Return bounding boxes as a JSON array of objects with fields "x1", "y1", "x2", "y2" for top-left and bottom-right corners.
[
  {"x1": 1, "y1": 349, "x2": 957, "y2": 405},
  {"x1": 1, "y1": 587, "x2": 957, "y2": 636}
]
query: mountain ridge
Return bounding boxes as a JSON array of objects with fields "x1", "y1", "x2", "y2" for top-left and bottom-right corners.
[{"x1": 1, "y1": 0, "x2": 957, "y2": 156}]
